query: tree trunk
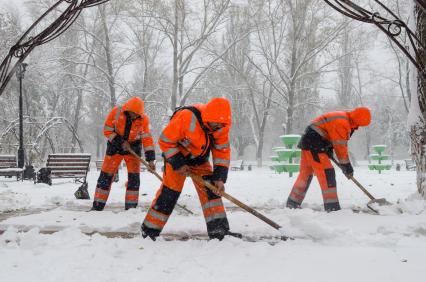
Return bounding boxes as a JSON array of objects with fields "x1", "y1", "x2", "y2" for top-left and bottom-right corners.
[
  {"x1": 237, "y1": 144, "x2": 245, "y2": 159},
  {"x1": 178, "y1": 13, "x2": 184, "y2": 105},
  {"x1": 405, "y1": 59, "x2": 412, "y2": 103},
  {"x1": 411, "y1": 120, "x2": 426, "y2": 198},
  {"x1": 285, "y1": 100, "x2": 294, "y2": 134},
  {"x1": 70, "y1": 92, "x2": 83, "y2": 153},
  {"x1": 70, "y1": 58, "x2": 91, "y2": 153},
  {"x1": 256, "y1": 131, "x2": 264, "y2": 167},
  {"x1": 171, "y1": 0, "x2": 179, "y2": 111},
  {"x1": 255, "y1": 83, "x2": 274, "y2": 167},
  {"x1": 365, "y1": 128, "x2": 371, "y2": 160},
  {"x1": 412, "y1": 5, "x2": 426, "y2": 198},
  {"x1": 96, "y1": 129, "x2": 101, "y2": 159},
  {"x1": 100, "y1": 6, "x2": 116, "y2": 108},
  {"x1": 285, "y1": 37, "x2": 298, "y2": 134}
]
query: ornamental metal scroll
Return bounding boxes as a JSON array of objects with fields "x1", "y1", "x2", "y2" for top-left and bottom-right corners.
[
  {"x1": 323, "y1": 0, "x2": 426, "y2": 81},
  {"x1": 0, "y1": 0, "x2": 111, "y2": 96}
]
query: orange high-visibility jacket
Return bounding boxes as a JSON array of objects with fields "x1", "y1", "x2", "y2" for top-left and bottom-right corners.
[
  {"x1": 103, "y1": 101, "x2": 155, "y2": 156},
  {"x1": 159, "y1": 104, "x2": 231, "y2": 180},
  {"x1": 309, "y1": 111, "x2": 357, "y2": 164}
]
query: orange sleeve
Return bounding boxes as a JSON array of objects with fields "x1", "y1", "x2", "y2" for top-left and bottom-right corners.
[
  {"x1": 159, "y1": 111, "x2": 190, "y2": 169},
  {"x1": 141, "y1": 115, "x2": 155, "y2": 150},
  {"x1": 211, "y1": 125, "x2": 231, "y2": 168},
  {"x1": 210, "y1": 125, "x2": 231, "y2": 182},
  {"x1": 329, "y1": 123, "x2": 351, "y2": 164},
  {"x1": 141, "y1": 114, "x2": 156, "y2": 161},
  {"x1": 103, "y1": 106, "x2": 118, "y2": 140}
]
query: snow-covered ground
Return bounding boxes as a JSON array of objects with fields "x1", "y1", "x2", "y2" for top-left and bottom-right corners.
[{"x1": 1, "y1": 163, "x2": 425, "y2": 282}]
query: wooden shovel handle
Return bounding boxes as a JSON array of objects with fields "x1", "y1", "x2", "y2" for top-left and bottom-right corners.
[
  {"x1": 189, "y1": 172, "x2": 283, "y2": 231},
  {"x1": 329, "y1": 156, "x2": 377, "y2": 200},
  {"x1": 128, "y1": 149, "x2": 193, "y2": 215},
  {"x1": 129, "y1": 149, "x2": 283, "y2": 233},
  {"x1": 349, "y1": 176, "x2": 376, "y2": 201}
]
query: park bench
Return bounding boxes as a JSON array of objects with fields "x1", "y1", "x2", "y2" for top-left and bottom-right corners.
[
  {"x1": 37, "y1": 153, "x2": 91, "y2": 185},
  {"x1": 230, "y1": 160, "x2": 244, "y2": 171},
  {"x1": 404, "y1": 159, "x2": 416, "y2": 171},
  {"x1": 0, "y1": 155, "x2": 23, "y2": 180}
]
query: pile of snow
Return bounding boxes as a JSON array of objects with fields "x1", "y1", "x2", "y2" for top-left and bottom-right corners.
[{"x1": 0, "y1": 165, "x2": 425, "y2": 281}]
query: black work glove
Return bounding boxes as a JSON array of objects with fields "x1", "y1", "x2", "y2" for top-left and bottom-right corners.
[
  {"x1": 166, "y1": 152, "x2": 187, "y2": 171},
  {"x1": 211, "y1": 165, "x2": 229, "y2": 183},
  {"x1": 110, "y1": 135, "x2": 125, "y2": 149},
  {"x1": 325, "y1": 145, "x2": 334, "y2": 158},
  {"x1": 340, "y1": 162, "x2": 354, "y2": 179}
]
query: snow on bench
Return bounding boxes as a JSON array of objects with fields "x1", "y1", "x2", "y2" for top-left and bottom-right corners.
[
  {"x1": 39, "y1": 154, "x2": 91, "y2": 185},
  {"x1": 404, "y1": 159, "x2": 416, "y2": 171},
  {"x1": 230, "y1": 160, "x2": 244, "y2": 171},
  {"x1": 0, "y1": 155, "x2": 22, "y2": 180}
]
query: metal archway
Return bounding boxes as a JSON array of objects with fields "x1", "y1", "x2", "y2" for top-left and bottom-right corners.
[
  {"x1": 0, "y1": 116, "x2": 84, "y2": 164},
  {"x1": 0, "y1": 116, "x2": 53, "y2": 153},
  {"x1": 0, "y1": 0, "x2": 111, "y2": 96},
  {"x1": 32, "y1": 117, "x2": 84, "y2": 154},
  {"x1": 324, "y1": 0, "x2": 426, "y2": 82}
]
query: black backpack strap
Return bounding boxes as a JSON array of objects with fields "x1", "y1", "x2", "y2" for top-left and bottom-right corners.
[
  {"x1": 172, "y1": 106, "x2": 212, "y2": 159},
  {"x1": 171, "y1": 106, "x2": 208, "y2": 131}
]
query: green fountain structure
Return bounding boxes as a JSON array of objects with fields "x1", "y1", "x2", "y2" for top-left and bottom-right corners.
[
  {"x1": 368, "y1": 145, "x2": 392, "y2": 174},
  {"x1": 270, "y1": 135, "x2": 301, "y2": 177}
]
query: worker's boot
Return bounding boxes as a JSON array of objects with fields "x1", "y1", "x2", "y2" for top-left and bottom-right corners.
[
  {"x1": 324, "y1": 202, "x2": 341, "y2": 212},
  {"x1": 209, "y1": 229, "x2": 242, "y2": 240}
]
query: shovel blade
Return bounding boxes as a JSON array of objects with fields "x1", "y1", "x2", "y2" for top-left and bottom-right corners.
[{"x1": 368, "y1": 198, "x2": 391, "y2": 206}]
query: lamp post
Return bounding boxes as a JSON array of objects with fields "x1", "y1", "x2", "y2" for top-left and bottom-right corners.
[{"x1": 16, "y1": 62, "x2": 28, "y2": 168}]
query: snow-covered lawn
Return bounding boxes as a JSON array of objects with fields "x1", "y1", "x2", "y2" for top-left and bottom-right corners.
[{"x1": 1, "y1": 164, "x2": 425, "y2": 282}]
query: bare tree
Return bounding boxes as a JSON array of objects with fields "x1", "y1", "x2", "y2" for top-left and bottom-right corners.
[
  {"x1": 411, "y1": 4, "x2": 426, "y2": 198},
  {"x1": 144, "y1": 0, "x2": 233, "y2": 111},
  {"x1": 216, "y1": 5, "x2": 255, "y2": 159}
]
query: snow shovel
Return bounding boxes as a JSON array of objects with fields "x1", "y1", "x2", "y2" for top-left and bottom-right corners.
[
  {"x1": 330, "y1": 156, "x2": 391, "y2": 213},
  {"x1": 127, "y1": 149, "x2": 194, "y2": 215},
  {"x1": 188, "y1": 172, "x2": 290, "y2": 240},
  {"x1": 129, "y1": 149, "x2": 289, "y2": 240}
]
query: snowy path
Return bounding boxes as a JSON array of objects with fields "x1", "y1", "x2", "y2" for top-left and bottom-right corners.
[{"x1": 1, "y1": 165, "x2": 425, "y2": 282}]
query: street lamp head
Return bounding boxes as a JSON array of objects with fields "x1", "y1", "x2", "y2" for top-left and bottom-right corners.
[
  {"x1": 16, "y1": 62, "x2": 28, "y2": 79},
  {"x1": 21, "y1": 63, "x2": 28, "y2": 72}
]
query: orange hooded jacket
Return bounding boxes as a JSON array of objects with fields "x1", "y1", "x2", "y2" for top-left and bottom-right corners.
[
  {"x1": 309, "y1": 107, "x2": 371, "y2": 164},
  {"x1": 103, "y1": 97, "x2": 155, "y2": 160},
  {"x1": 159, "y1": 98, "x2": 232, "y2": 182}
]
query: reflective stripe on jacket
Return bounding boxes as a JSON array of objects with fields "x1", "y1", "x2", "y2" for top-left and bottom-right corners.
[
  {"x1": 103, "y1": 106, "x2": 155, "y2": 153},
  {"x1": 309, "y1": 111, "x2": 353, "y2": 164},
  {"x1": 159, "y1": 104, "x2": 231, "y2": 169}
]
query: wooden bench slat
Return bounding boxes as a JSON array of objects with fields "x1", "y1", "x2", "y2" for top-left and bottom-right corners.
[
  {"x1": 39, "y1": 153, "x2": 92, "y2": 184},
  {"x1": 0, "y1": 154, "x2": 20, "y2": 179},
  {"x1": 51, "y1": 174, "x2": 86, "y2": 178},
  {"x1": 51, "y1": 171, "x2": 87, "y2": 175},
  {"x1": 48, "y1": 159, "x2": 90, "y2": 162},
  {"x1": 51, "y1": 171, "x2": 88, "y2": 174},
  {"x1": 48, "y1": 155, "x2": 90, "y2": 159},
  {"x1": 48, "y1": 163, "x2": 89, "y2": 167},
  {"x1": 48, "y1": 167, "x2": 88, "y2": 171}
]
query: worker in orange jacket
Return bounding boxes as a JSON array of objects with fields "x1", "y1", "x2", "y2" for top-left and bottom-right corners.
[
  {"x1": 286, "y1": 107, "x2": 371, "y2": 212},
  {"x1": 92, "y1": 97, "x2": 156, "y2": 211},
  {"x1": 141, "y1": 97, "x2": 241, "y2": 241}
]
